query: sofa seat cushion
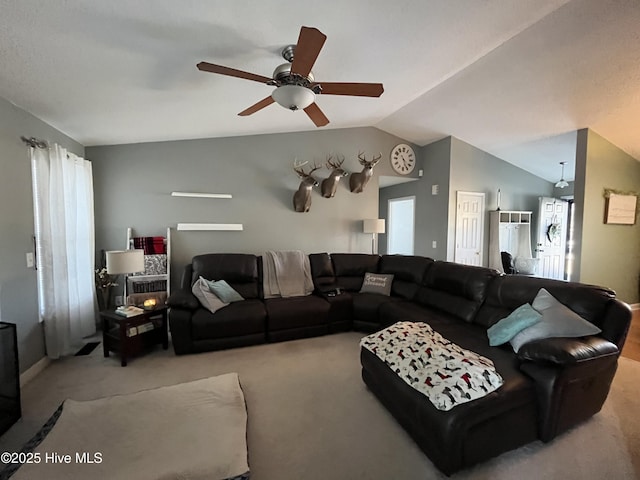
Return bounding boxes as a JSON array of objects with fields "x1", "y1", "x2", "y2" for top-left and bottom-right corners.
[
  {"x1": 265, "y1": 295, "x2": 330, "y2": 331},
  {"x1": 320, "y1": 291, "x2": 353, "y2": 325},
  {"x1": 378, "y1": 302, "x2": 440, "y2": 327},
  {"x1": 352, "y1": 292, "x2": 402, "y2": 322},
  {"x1": 191, "y1": 299, "x2": 267, "y2": 341}
]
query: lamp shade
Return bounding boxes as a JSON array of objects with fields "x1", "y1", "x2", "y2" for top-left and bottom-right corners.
[
  {"x1": 271, "y1": 85, "x2": 315, "y2": 111},
  {"x1": 106, "y1": 250, "x2": 145, "y2": 275},
  {"x1": 363, "y1": 219, "x2": 385, "y2": 234}
]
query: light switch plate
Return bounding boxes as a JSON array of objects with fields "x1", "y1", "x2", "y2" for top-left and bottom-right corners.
[
  {"x1": 432, "y1": 241, "x2": 437, "y2": 248},
  {"x1": 26, "y1": 252, "x2": 34, "y2": 268},
  {"x1": 432, "y1": 184, "x2": 439, "y2": 195}
]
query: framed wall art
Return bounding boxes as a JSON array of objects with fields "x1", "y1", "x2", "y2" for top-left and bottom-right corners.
[{"x1": 604, "y1": 193, "x2": 637, "y2": 225}]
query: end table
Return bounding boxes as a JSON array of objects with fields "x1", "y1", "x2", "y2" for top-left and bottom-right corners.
[{"x1": 100, "y1": 306, "x2": 169, "y2": 366}]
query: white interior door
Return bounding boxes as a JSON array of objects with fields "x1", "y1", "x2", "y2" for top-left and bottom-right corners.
[
  {"x1": 455, "y1": 192, "x2": 485, "y2": 266},
  {"x1": 387, "y1": 196, "x2": 415, "y2": 255},
  {"x1": 535, "y1": 197, "x2": 569, "y2": 279}
]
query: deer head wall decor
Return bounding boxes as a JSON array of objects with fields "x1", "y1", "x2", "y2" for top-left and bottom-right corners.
[
  {"x1": 321, "y1": 155, "x2": 348, "y2": 198},
  {"x1": 292, "y1": 160, "x2": 321, "y2": 212},
  {"x1": 349, "y1": 152, "x2": 381, "y2": 193}
]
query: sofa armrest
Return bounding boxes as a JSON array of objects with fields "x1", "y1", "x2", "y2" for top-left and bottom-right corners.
[
  {"x1": 167, "y1": 290, "x2": 199, "y2": 310},
  {"x1": 519, "y1": 344, "x2": 619, "y2": 441},
  {"x1": 517, "y1": 336, "x2": 619, "y2": 365}
]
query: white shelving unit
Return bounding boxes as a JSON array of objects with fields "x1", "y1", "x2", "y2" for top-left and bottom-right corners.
[
  {"x1": 488, "y1": 211, "x2": 533, "y2": 273},
  {"x1": 125, "y1": 227, "x2": 171, "y2": 306}
]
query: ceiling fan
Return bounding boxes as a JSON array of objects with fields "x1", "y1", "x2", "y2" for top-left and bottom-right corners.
[{"x1": 197, "y1": 26, "x2": 384, "y2": 127}]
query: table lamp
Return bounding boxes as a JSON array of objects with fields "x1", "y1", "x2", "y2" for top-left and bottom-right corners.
[
  {"x1": 106, "y1": 249, "x2": 145, "y2": 305},
  {"x1": 363, "y1": 219, "x2": 385, "y2": 254}
]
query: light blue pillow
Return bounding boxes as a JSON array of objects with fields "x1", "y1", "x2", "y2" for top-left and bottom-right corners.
[
  {"x1": 192, "y1": 277, "x2": 228, "y2": 314},
  {"x1": 509, "y1": 288, "x2": 602, "y2": 353},
  {"x1": 206, "y1": 279, "x2": 244, "y2": 303},
  {"x1": 487, "y1": 303, "x2": 542, "y2": 346}
]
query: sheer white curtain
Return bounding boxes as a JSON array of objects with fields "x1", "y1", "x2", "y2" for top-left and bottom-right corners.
[{"x1": 31, "y1": 144, "x2": 96, "y2": 358}]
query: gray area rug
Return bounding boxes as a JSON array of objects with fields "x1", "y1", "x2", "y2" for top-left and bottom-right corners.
[
  {"x1": 1, "y1": 332, "x2": 638, "y2": 479},
  {"x1": 2, "y1": 373, "x2": 249, "y2": 480}
]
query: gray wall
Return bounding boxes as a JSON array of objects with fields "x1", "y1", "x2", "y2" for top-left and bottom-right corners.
[
  {"x1": 553, "y1": 181, "x2": 575, "y2": 199},
  {"x1": 448, "y1": 137, "x2": 555, "y2": 264},
  {"x1": 0, "y1": 96, "x2": 84, "y2": 372},
  {"x1": 379, "y1": 137, "x2": 451, "y2": 260},
  {"x1": 379, "y1": 136, "x2": 554, "y2": 266},
  {"x1": 88, "y1": 127, "x2": 415, "y2": 291},
  {"x1": 574, "y1": 128, "x2": 640, "y2": 304}
]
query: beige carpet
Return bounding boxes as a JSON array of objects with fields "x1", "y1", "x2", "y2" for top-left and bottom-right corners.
[{"x1": 1, "y1": 332, "x2": 638, "y2": 479}]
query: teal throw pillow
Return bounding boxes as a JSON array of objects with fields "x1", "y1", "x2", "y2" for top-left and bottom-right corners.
[
  {"x1": 207, "y1": 279, "x2": 244, "y2": 303},
  {"x1": 487, "y1": 303, "x2": 542, "y2": 346},
  {"x1": 192, "y1": 277, "x2": 228, "y2": 314}
]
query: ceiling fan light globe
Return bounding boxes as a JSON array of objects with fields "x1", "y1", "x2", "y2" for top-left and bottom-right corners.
[
  {"x1": 272, "y1": 85, "x2": 315, "y2": 111},
  {"x1": 555, "y1": 179, "x2": 569, "y2": 188}
]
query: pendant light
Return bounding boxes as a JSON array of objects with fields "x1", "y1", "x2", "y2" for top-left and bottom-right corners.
[{"x1": 555, "y1": 162, "x2": 569, "y2": 189}]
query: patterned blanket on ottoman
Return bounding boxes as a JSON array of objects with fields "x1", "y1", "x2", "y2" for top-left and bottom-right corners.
[{"x1": 360, "y1": 321, "x2": 503, "y2": 411}]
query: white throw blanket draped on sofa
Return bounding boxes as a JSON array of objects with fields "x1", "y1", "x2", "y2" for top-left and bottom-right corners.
[{"x1": 262, "y1": 250, "x2": 314, "y2": 298}]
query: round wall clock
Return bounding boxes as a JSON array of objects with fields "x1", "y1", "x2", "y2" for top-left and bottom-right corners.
[{"x1": 390, "y1": 144, "x2": 416, "y2": 175}]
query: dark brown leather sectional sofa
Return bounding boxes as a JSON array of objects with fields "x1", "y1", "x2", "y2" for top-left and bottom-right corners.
[{"x1": 167, "y1": 252, "x2": 631, "y2": 475}]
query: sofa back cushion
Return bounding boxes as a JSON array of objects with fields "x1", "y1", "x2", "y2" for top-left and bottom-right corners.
[
  {"x1": 191, "y1": 253, "x2": 261, "y2": 299},
  {"x1": 474, "y1": 275, "x2": 615, "y2": 330},
  {"x1": 415, "y1": 261, "x2": 499, "y2": 323},
  {"x1": 309, "y1": 253, "x2": 336, "y2": 292},
  {"x1": 331, "y1": 254, "x2": 380, "y2": 291},
  {"x1": 379, "y1": 255, "x2": 434, "y2": 299}
]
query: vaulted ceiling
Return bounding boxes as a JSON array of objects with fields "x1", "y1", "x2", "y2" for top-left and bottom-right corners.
[{"x1": 2, "y1": 0, "x2": 639, "y2": 182}]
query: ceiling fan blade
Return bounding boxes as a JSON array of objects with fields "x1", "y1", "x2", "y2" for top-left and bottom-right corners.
[
  {"x1": 315, "y1": 82, "x2": 384, "y2": 97},
  {"x1": 303, "y1": 103, "x2": 330, "y2": 127},
  {"x1": 238, "y1": 96, "x2": 275, "y2": 116},
  {"x1": 290, "y1": 27, "x2": 327, "y2": 78},
  {"x1": 197, "y1": 62, "x2": 272, "y2": 84}
]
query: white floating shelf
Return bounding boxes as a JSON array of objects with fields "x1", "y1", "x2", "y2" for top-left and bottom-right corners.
[
  {"x1": 177, "y1": 223, "x2": 243, "y2": 231},
  {"x1": 171, "y1": 192, "x2": 232, "y2": 199}
]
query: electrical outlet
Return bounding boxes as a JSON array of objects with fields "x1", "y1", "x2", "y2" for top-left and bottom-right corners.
[
  {"x1": 418, "y1": 169, "x2": 424, "y2": 177},
  {"x1": 432, "y1": 241, "x2": 437, "y2": 249},
  {"x1": 432, "y1": 184, "x2": 439, "y2": 195},
  {"x1": 115, "y1": 295, "x2": 124, "y2": 306}
]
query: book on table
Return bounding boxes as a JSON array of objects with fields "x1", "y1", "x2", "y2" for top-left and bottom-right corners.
[{"x1": 115, "y1": 306, "x2": 145, "y2": 317}]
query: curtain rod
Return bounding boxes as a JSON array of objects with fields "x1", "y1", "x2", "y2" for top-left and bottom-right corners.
[{"x1": 21, "y1": 136, "x2": 48, "y2": 149}]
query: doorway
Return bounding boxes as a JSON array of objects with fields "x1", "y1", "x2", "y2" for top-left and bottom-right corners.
[
  {"x1": 535, "y1": 197, "x2": 569, "y2": 280},
  {"x1": 387, "y1": 196, "x2": 415, "y2": 255},
  {"x1": 454, "y1": 191, "x2": 485, "y2": 266}
]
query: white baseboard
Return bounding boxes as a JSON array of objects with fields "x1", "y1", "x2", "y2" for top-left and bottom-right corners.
[{"x1": 20, "y1": 356, "x2": 51, "y2": 387}]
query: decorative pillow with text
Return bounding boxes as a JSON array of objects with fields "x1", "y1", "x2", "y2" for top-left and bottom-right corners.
[{"x1": 359, "y1": 272, "x2": 394, "y2": 296}]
